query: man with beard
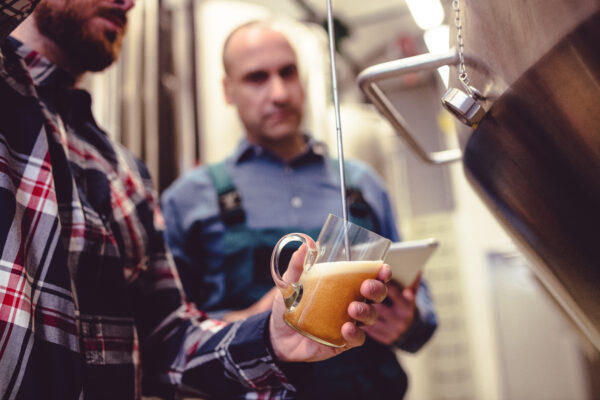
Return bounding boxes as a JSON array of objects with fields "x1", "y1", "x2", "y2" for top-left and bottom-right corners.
[
  {"x1": 0, "y1": 1, "x2": 391, "y2": 399},
  {"x1": 162, "y1": 20, "x2": 437, "y2": 399}
]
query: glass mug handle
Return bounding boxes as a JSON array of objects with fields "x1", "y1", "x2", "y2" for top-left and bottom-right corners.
[{"x1": 270, "y1": 233, "x2": 319, "y2": 309}]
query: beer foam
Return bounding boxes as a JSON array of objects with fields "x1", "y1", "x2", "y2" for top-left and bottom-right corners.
[{"x1": 305, "y1": 260, "x2": 382, "y2": 278}]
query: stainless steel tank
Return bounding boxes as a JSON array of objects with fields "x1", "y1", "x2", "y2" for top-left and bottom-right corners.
[{"x1": 358, "y1": 0, "x2": 600, "y2": 350}]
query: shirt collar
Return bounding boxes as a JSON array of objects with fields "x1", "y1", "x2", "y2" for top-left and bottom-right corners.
[
  {"x1": 8, "y1": 36, "x2": 76, "y2": 88},
  {"x1": 233, "y1": 134, "x2": 329, "y2": 165}
]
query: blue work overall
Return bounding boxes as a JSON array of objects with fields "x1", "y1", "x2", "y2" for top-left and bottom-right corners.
[
  {"x1": 206, "y1": 160, "x2": 408, "y2": 400},
  {"x1": 205, "y1": 159, "x2": 377, "y2": 311}
]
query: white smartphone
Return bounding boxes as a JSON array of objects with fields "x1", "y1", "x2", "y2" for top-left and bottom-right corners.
[{"x1": 384, "y1": 238, "x2": 439, "y2": 287}]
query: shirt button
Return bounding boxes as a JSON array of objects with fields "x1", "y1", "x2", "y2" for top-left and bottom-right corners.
[
  {"x1": 284, "y1": 166, "x2": 292, "y2": 175},
  {"x1": 291, "y1": 196, "x2": 303, "y2": 208}
]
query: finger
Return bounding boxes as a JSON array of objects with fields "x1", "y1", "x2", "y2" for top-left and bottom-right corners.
[
  {"x1": 363, "y1": 318, "x2": 394, "y2": 335},
  {"x1": 360, "y1": 279, "x2": 388, "y2": 303},
  {"x1": 362, "y1": 323, "x2": 397, "y2": 345},
  {"x1": 402, "y1": 287, "x2": 417, "y2": 303},
  {"x1": 371, "y1": 300, "x2": 415, "y2": 334},
  {"x1": 386, "y1": 283, "x2": 406, "y2": 304},
  {"x1": 341, "y1": 321, "x2": 366, "y2": 348},
  {"x1": 282, "y1": 243, "x2": 307, "y2": 282},
  {"x1": 408, "y1": 271, "x2": 422, "y2": 293},
  {"x1": 348, "y1": 301, "x2": 378, "y2": 326},
  {"x1": 377, "y1": 263, "x2": 392, "y2": 283},
  {"x1": 362, "y1": 329, "x2": 388, "y2": 344},
  {"x1": 371, "y1": 302, "x2": 398, "y2": 321}
]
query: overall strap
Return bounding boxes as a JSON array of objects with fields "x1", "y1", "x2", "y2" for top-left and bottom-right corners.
[{"x1": 207, "y1": 161, "x2": 246, "y2": 226}]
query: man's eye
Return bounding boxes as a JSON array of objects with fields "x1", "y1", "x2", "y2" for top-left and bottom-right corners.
[
  {"x1": 280, "y1": 65, "x2": 298, "y2": 79},
  {"x1": 245, "y1": 72, "x2": 268, "y2": 83}
]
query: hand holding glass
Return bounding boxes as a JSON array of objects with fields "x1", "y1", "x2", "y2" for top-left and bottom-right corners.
[{"x1": 270, "y1": 214, "x2": 391, "y2": 347}]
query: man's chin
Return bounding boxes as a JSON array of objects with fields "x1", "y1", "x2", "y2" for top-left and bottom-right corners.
[
  {"x1": 73, "y1": 42, "x2": 120, "y2": 72},
  {"x1": 76, "y1": 29, "x2": 123, "y2": 71},
  {"x1": 265, "y1": 123, "x2": 302, "y2": 138},
  {"x1": 261, "y1": 133, "x2": 303, "y2": 147},
  {"x1": 265, "y1": 127, "x2": 295, "y2": 137}
]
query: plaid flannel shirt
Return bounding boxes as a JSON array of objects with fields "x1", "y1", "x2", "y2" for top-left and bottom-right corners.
[{"x1": 0, "y1": 1, "x2": 295, "y2": 398}]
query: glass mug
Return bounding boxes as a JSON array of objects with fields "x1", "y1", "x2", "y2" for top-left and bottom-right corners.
[{"x1": 270, "y1": 214, "x2": 391, "y2": 347}]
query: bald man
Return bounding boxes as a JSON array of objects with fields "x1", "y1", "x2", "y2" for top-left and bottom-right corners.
[{"x1": 162, "y1": 20, "x2": 437, "y2": 399}]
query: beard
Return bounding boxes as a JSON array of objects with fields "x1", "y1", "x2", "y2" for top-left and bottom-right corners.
[{"x1": 34, "y1": 1, "x2": 127, "y2": 72}]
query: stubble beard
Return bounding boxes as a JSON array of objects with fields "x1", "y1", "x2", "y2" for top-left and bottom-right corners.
[{"x1": 34, "y1": 2, "x2": 126, "y2": 72}]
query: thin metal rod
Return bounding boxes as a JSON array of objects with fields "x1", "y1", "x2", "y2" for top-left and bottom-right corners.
[{"x1": 326, "y1": 0, "x2": 351, "y2": 259}]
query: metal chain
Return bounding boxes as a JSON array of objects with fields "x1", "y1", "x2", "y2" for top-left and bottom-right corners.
[
  {"x1": 452, "y1": 0, "x2": 483, "y2": 98},
  {"x1": 452, "y1": 0, "x2": 468, "y2": 85}
]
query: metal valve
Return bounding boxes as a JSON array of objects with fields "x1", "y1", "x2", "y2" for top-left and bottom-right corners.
[{"x1": 441, "y1": 87, "x2": 486, "y2": 127}]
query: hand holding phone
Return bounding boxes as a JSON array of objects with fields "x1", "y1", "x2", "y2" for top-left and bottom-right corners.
[{"x1": 384, "y1": 238, "x2": 438, "y2": 287}]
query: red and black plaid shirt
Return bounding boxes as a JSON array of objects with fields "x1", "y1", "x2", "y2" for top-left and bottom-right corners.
[{"x1": 0, "y1": 1, "x2": 294, "y2": 398}]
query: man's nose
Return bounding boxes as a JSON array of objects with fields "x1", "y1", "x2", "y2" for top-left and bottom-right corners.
[
  {"x1": 270, "y1": 76, "x2": 290, "y2": 102},
  {"x1": 114, "y1": 0, "x2": 135, "y2": 12}
]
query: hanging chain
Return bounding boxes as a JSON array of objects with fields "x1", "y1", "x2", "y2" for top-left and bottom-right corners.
[
  {"x1": 452, "y1": 0, "x2": 468, "y2": 87},
  {"x1": 452, "y1": 0, "x2": 483, "y2": 99},
  {"x1": 441, "y1": 0, "x2": 486, "y2": 126}
]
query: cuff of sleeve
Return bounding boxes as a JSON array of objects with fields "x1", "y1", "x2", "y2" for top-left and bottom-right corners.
[
  {"x1": 263, "y1": 312, "x2": 315, "y2": 392},
  {"x1": 225, "y1": 311, "x2": 298, "y2": 392},
  {"x1": 182, "y1": 311, "x2": 296, "y2": 396},
  {"x1": 395, "y1": 303, "x2": 437, "y2": 352},
  {"x1": 395, "y1": 307, "x2": 422, "y2": 349}
]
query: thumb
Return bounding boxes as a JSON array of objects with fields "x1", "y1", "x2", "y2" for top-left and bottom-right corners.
[
  {"x1": 281, "y1": 234, "x2": 317, "y2": 283},
  {"x1": 282, "y1": 243, "x2": 308, "y2": 283}
]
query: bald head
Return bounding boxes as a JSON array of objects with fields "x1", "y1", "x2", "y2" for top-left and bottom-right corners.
[
  {"x1": 222, "y1": 20, "x2": 293, "y2": 75},
  {"x1": 221, "y1": 20, "x2": 306, "y2": 161}
]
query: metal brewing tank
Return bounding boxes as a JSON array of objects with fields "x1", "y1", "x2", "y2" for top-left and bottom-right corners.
[
  {"x1": 460, "y1": 1, "x2": 600, "y2": 351},
  {"x1": 358, "y1": 0, "x2": 600, "y2": 350}
]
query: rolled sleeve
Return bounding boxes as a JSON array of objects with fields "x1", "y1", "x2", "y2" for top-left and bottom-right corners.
[{"x1": 180, "y1": 312, "x2": 296, "y2": 399}]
